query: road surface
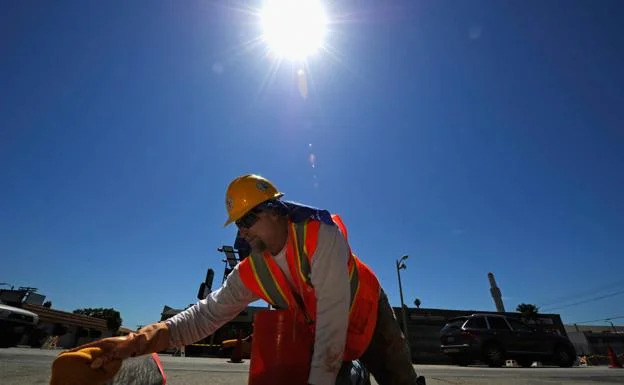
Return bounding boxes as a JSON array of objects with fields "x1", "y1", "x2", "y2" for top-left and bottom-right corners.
[{"x1": 1, "y1": 347, "x2": 623, "y2": 385}]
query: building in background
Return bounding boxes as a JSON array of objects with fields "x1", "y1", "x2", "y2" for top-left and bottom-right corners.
[
  {"x1": 565, "y1": 324, "x2": 623, "y2": 358},
  {"x1": 0, "y1": 289, "x2": 132, "y2": 348}
]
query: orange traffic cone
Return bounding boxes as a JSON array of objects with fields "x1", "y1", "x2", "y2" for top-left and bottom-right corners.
[
  {"x1": 608, "y1": 344, "x2": 622, "y2": 368},
  {"x1": 229, "y1": 331, "x2": 244, "y2": 363}
]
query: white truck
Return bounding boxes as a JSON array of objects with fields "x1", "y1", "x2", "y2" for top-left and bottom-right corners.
[{"x1": 0, "y1": 300, "x2": 39, "y2": 347}]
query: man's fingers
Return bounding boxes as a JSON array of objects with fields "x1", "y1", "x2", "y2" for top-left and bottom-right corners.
[
  {"x1": 67, "y1": 339, "x2": 117, "y2": 353},
  {"x1": 66, "y1": 341, "x2": 101, "y2": 352},
  {"x1": 91, "y1": 345, "x2": 127, "y2": 368},
  {"x1": 91, "y1": 356, "x2": 108, "y2": 369},
  {"x1": 66, "y1": 336, "x2": 126, "y2": 353}
]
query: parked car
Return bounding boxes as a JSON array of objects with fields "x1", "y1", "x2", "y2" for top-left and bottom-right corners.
[
  {"x1": 440, "y1": 313, "x2": 576, "y2": 367},
  {"x1": 0, "y1": 301, "x2": 39, "y2": 347}
]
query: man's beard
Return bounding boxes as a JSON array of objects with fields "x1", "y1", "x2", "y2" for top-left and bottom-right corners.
[{"x1": 250, "y1": 238, "x2": 267, "y2": 254}]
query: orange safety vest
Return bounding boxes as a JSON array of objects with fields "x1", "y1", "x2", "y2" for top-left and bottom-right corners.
[{"x1": 238, "y1": 214, "x2": 380, "y2": 360}]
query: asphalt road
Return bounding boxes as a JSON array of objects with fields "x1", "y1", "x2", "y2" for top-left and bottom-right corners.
[{"x1": 2, "y1": 347, "x2": 624, "y2": 385}]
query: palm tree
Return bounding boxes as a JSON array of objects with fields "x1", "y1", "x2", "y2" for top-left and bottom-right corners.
[
  {"x1": 516, "y1": 303, "x2": 539, "y2": 323},
  {"x1": 413, "y1": 298, "x2": 421, "y2": 309}
]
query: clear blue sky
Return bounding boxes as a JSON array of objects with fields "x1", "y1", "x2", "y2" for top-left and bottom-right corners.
[{"x1": 2, "y1": 0, "x2": 623, "y2": 330}]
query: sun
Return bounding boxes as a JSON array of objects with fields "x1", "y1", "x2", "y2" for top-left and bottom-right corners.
[{"x1": 260, "y1": 0, "x2": 328, "y2": 61}]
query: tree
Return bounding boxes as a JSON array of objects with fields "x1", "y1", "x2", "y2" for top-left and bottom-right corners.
[
  {"x1": 73, "y1": 308, "x2": 122, "y2": 331},
  {"x1": 413, "y1": 298, "x2": 421, "y2": 309},
  {"x1": 516, "y1": 303, "x2": 539, "y2": 323},
  {"x1": 43, "y1": 301, "x2": 52, "y2": 308}
]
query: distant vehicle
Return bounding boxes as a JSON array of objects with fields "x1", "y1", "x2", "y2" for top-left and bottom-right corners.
[
  {"x1": 219, "y1": 334, "x2": 252, "y2": 359},
  {"x1": 0, "y1": 301, "x2": 39, "y2": 347},
  {"x1": 440, "y1": 313, "x2": 576, "y2": 367}
]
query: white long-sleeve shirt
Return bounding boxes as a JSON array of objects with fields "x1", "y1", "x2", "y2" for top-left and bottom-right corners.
[{"x1": 165, "y1": 222, "x2": 351, "y2": 385}]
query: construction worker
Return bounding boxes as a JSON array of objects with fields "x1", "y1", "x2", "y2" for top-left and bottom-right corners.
[{"x1": 66, "y1": 174, "x2": 425, "y2": 385}]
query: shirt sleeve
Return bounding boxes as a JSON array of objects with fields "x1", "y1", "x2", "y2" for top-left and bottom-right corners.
[
  {"x1": 307, "y1": 222, "x2": 351, "y2": 385},
  {"x1": 165, "y1": 265, "x2": 260, "y2": 347}
]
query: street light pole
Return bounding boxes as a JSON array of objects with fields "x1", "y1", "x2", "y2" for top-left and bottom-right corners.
[
  {"x1": 396, "y1": 255, "x2": 410, "y2": 355},
  {"x1": 608, "y1": 321, "x2": 618, "y2": 333}
]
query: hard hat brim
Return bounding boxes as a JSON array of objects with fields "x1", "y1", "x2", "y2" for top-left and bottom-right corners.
[{"x1": 223, "y1": 192, "x2": 284, "y2": 227}]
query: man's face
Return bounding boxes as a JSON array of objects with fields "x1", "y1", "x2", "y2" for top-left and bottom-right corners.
[{"x1": 237, "y1": 210, "x2": 279, "y2": 253}]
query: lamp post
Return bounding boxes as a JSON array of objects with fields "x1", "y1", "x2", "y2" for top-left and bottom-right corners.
[
  {"x1": 608, "y1": 320, "x2": 618, "y2": 333},
  {"x1": 396, "y1": 255, "x2": 410, "y2": 353}
]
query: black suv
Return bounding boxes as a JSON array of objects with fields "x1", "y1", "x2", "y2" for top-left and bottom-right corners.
[{"x1": 440, "y1": 314, "x2": 576, "y2": 367}]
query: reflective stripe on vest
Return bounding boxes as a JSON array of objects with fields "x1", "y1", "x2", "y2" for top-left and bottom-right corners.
[
  {"x1": 248, "y1": 252, "x2": 290, "y2": 310},
  {"x1": 291, "y1": 221, "x2": 360, "y2": 310},
  {"x1": 348, "y1": 257, "x2": 360, "y2": 310},
  {"x1": 237, "y1": 216, "x2": 381, "y2": 360},
  {"x1": 292, "y1": 221, "x2": 312, "y2": 286}
]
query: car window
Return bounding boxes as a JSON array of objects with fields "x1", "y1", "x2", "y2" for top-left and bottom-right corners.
[
  {"x1": 487, "y1": 317, "x2": 511, "y2": 330},
  {"x1": 441, "y1": 318, "x2": 466, "y2": 332},
  {"x1": 464, "y1": 317, "x2": 487, "y2": 329},
  {"x1": 507, "y1": 318, "x2": 532, "y2": 332}
]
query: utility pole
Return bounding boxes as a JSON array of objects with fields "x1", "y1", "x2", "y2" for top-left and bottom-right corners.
[
  {"x1": 488, "y1": 272, "x2": 505, "y2": 312},
  {"x1": 396, "y1": 255, "x2": 410, "y2": 355}
]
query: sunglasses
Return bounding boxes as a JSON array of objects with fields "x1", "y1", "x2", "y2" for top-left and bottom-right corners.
[{"x1": 235, "y1": 208, "x2": 262, "y2": 229}]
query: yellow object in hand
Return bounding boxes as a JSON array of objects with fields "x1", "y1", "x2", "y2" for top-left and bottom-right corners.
[{"x1": 50, "y1": 347, "x2": 122, "y2": 385}]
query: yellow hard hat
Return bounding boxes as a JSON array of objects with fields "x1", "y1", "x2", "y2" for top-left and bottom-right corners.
[{"x1": 224, "y1": 174, "x2": 284, "y2": 226}]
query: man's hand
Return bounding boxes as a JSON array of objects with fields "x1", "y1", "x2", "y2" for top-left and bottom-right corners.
[
  {"x1": 67, "y1": 335, "x2": 137, "y2": 368},
  {"x1": 66, "y1": 322, "x2": 170, "y2": 369}
]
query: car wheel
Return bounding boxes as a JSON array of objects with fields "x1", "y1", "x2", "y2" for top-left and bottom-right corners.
[
  {"x1": 553, "y1": 345, "x2": 575, "y2": 367},
  {"x1": 483, "y1": 344, "x2": 505, "y2": 367},
  {"x1": 0, "y1": 332, "x2": 20, "y2": 348},
  {"x1": 517, "y1": 358, "x2": 533, "y2": 368}
]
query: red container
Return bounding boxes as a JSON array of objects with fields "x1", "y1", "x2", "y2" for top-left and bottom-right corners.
[{"x1": 248, "y1": 310, "x2": 313, "y2": 385}]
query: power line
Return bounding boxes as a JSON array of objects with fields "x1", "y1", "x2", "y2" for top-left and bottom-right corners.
[
  {"x1": 541, "y1": 289, "x2": 624, "y2": 312},
  {"x1": 537, "y1": 279, "x2": 624, "y2": 308},
  {"x1": 572, "y1": 315, "x2": 624, "y2": 324}
]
